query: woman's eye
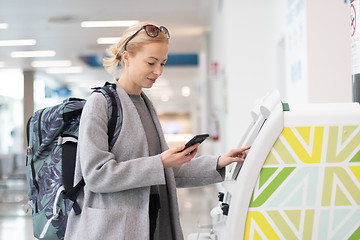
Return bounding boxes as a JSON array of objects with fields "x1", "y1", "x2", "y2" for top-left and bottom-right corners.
[{"x1": 148, "y1": 62, "x2": 155, "y2": 66}]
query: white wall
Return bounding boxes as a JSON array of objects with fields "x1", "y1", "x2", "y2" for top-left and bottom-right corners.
[
  {"x1": 210, "y1": 0, "x2": 287, "y2": 149},
  {"x1": 307, "y1": 0, "x2": 352, "y2": 103},
  {"x1": 207, "y1": 0, "x2": 228, "y2": 154},
  {"x1": 209, "y1": 0, "x2": 352, "y2": 150}
]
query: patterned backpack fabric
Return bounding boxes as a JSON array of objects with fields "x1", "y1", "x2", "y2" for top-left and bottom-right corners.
[{"x1": 25, "y1": 82, "x2": 122, "y2": 240}]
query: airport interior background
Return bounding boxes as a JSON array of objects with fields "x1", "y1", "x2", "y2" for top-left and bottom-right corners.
[{"x1": 0, "y1": 0, "x2": 357, "y2": 239}]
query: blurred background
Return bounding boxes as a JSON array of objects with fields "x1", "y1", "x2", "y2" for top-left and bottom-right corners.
[{"x1": 0, "y1": 0, "x2": 354, "y2": 239}]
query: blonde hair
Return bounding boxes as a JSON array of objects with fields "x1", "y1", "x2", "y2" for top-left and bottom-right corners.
[{"x1": 103, "y1": 22, "x2": 169, "y2": 74}]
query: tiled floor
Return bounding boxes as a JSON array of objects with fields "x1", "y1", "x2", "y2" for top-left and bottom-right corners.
[
  {"x1": 0, "y1": 178, "x2": 36, "y2": 240},
  {"x1": 0, "y1": 177, "x2": 219, "y2": 240},
  {"x1": 178, "y1": 185, "x2": 219, "y2": 239}
]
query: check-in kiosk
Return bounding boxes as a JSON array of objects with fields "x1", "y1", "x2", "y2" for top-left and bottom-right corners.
[{"x1": 190, "y1": 90, "x2": 360, "y2": 240}]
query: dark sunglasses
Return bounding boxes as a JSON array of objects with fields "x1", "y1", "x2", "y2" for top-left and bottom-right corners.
[{"x1": 124, "y1": 24, "x2": 170, "y2": 50}]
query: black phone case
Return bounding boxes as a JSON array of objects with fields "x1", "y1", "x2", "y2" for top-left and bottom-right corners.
[{"x1": 179, "y1": 134, "x2": 209, "y2": 152}]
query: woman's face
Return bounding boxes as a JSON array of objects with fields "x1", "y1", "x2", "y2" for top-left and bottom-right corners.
[{"x1": 126, "y1": 41, "x2": 168, "y2": 94}]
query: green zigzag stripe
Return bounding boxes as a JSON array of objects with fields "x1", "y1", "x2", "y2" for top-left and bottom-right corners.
[
  {"x1": 322, "y1": 167, "x2": 360, "y2": 206},
  {"x1": 350, "y1": 150, "x2": 360, "y2": 162},
  {"x1": 349, "y1": 226, "x2": 360, "y2": 240},
  {"x1": 249, "y1": 167, "x2": 296, "y2": 207},
  {"x1": 267, "y1": 209, "x2": 315, "y2": 239},
  {"x1": 327, "y1": 126, "x2": 360, "y2": 163},
  {"x1": 259, "y1": 168, "x2": 278, "y2": 188}
]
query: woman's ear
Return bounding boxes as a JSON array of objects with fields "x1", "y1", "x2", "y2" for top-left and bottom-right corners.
[{"x1": 122, "y1": 50, "x2": 129, "y2": 64}]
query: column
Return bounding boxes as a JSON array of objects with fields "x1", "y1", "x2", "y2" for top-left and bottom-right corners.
[{"x1": 23, "y1": 70, "x2": 34, "y2": 150}]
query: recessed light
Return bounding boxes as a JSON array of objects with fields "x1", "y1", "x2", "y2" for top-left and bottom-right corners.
[
  {"x1": 11, "y1": 50, "x2": 56, "y2": 58},
  {"x1": 46, "y1": 66, "x2": 83, "y2": 74},
  {"x1": 0, "y1": 68, "x2": 22, "y2": 73},
  {"x1": 0, "y1": 39, "x2": 36, "y2": 46},
  {"x1": 181, "y1": 86, "x2": 191, "y2": 97},
  {"x1": 81, "y1": 20, "x2": 139, "y2": 28},
  {"x1": 0, "y1": 23, "x2": 8, "y2": 29},
  {"x1": 31, "y1": 60, "x2": 72, "y2": 67},
  {"x1": 97, "y1": 37, "x2": 121, "y2": 44},
  {"x1": 161, "y1": 95, "x2": 170, "y2": 102}
]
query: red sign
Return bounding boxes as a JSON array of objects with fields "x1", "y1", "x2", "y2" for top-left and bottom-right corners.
[
  {"x1": 351, "y1": 3, "x2": 356, "y2": 37},
  {"x1": 209, "y1": 61, "x2": 219, "y2": 76}
]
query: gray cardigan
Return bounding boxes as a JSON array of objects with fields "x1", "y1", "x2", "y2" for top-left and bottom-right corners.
[{"x1": 64, "y1": 81, "x2": 224, "y2": 240}]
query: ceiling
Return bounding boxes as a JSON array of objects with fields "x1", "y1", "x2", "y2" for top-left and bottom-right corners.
[{"x1": 0, "y1": 0, "x2": 214, "y2": 112}]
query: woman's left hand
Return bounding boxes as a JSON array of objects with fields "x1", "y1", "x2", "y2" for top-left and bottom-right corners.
[{"x1": 216, "y1": 146, "x2": 251, "y2": 169}]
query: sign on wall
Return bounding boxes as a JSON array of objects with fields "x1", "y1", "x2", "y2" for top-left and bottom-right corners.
[
  {"x1": 285, "y1": 0, "x2": 308, "y2": 103},
  {"x1": 351, "y1": 0, "x2": 360, "y2": 102},
  {"x1": 351, "y1": 0, "x2": 360, "y2": 75}
]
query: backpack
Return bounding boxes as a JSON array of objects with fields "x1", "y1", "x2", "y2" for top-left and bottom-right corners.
[{"x1": 25, "y1": 82, "x2": 123, "y2": 240}]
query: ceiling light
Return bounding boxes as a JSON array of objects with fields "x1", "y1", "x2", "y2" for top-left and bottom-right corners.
[
  {"x1": 46, "y1": 66, "x2": 83, "y2": 74},
  {"x1": 81, "y1": 20, "x2": 139, "y2": 28},
  {"x1": 97, "y1": 37, "x2": 121, "y2": 44},
  {"x1": 0, "y1": 23, "x2": 8, "y2": 29},
  {"x1": 0, "y1": 39, "x2": 36, "y2": 46},
  {"x1": 0, "y1": 68, "x2": 22, "y2": 74},
  {"x1": 11, "y1": 50, "x2": 56, "y2": 58},
  {"x1": 31, "y1": 60, "x2": 72, "y2": 67},
  {"x1": 161, "y1": 95, "x2": 170, "y2": 102},
  {"x1": 171, "y1": 26, "x2": 210, "y2": 36},
  {"x1": 181, "y1": 86, "x2": 191, "y2": 97}
]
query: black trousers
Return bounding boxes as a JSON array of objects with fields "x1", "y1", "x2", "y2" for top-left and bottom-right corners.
[{"x1": 149, "y1": 194, "x2": 161, "y2": 240}]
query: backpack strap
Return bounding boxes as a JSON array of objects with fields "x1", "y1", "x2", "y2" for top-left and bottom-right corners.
[
  {"x1": 66, "y1": 178, "x2": 85, "y2": 215},
  {"x1": 92, "y1": 82, "x2": 123, "y2": 151}
]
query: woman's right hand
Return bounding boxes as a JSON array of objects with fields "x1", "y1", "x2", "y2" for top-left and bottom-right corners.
[{"x1": 160, "y1": 143, "x2": 200, "y2": 168}]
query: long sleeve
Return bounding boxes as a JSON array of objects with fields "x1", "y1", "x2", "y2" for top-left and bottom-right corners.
[{"x1": 173, "y1": 155, "x2": 225, "y2": 188}]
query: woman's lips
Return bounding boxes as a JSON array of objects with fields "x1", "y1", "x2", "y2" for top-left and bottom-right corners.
[{"x1": 148, "y1": 77, "x2": 156, "y2": 83}]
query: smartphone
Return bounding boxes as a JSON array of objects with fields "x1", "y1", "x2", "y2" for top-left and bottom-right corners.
[{"x1": 178, "y1": 134, "x2": 210, "y2": 152}]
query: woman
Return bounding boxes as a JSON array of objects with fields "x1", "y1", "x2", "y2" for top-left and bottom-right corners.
[{"x1": 65, "y1": 22, "x2": 250, "y2": 240}]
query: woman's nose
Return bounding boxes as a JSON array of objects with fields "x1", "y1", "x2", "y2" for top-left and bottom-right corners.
[{"x1": 153, "y1": 65, "x2": 163, "y2": 76}]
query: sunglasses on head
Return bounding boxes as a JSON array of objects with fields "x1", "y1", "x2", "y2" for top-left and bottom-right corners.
[{"x1": 124, "y1": 24, "x2": 170, "y2": 51}]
